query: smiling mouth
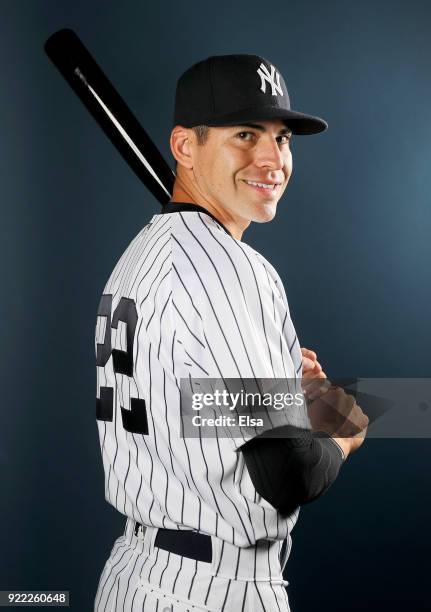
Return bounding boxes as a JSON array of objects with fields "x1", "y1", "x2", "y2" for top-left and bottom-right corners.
[{"x1": 242, "y1": 179, "x2": 281, "y2": 192}]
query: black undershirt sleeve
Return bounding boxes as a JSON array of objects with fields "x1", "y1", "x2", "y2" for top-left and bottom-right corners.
[{"x1": 240, "y1": 425, "x2": 345, "y2": 516}]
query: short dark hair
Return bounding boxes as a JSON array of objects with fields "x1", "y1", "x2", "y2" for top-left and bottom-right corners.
[
  {"x1": 173, "y1": 125, "x2": 210, "y2": 170},
  {"x1": 192, "y1": 125, "x2": 210, "y2": 145}
]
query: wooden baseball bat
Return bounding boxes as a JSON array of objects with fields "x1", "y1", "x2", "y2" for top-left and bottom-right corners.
[{"x1": 44, "y1": 28, "x2": 175, "y2": 205}]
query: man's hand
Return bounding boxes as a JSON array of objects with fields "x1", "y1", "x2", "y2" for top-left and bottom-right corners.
[
  {"x1": 301, "y1": 347, "x2": 326, "y2": 379},
  {"x1": 301, "y1": 347, "x2": 331, "y2": 399},
  {"x1": 300, "y1": 347, "x2": 368, "y2": 458},
  {"x1": 307, "y1": 386, "x2": 368, "y2": 458}
]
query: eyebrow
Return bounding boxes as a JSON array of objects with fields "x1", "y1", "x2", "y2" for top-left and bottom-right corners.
[{"x1": 235, "y1": 123, "x2": 293, "y2": 136}]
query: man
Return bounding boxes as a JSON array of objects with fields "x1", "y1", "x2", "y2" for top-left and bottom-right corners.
[{"x1": 94, "y1": 54, "x2": 368, "y2": 611}]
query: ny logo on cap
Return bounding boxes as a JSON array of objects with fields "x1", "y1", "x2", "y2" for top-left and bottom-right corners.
[{"x1": 257, "y1": 63, "x2": 284, "y2": 97}]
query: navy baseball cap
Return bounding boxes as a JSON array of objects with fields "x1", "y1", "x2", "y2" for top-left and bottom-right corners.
[{"x1": 173, "y1": 54, "x2": 328, "y2": 135}]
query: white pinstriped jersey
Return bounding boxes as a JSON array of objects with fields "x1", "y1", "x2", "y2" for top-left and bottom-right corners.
[{"x1": 95, "y1": 207, "x2": 304, "y2": 551}]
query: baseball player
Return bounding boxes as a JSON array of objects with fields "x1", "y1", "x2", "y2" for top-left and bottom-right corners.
[{"x1": 93, "y1": 54, "x2": 368, "y2": 611}]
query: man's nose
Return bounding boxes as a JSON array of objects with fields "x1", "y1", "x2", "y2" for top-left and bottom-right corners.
[{"x1": 254, "y1": 137, "x2": 284, "y2": 169}]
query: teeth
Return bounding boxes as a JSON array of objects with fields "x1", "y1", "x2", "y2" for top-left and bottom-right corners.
[{"x1": 245, "y1": 180, "x2": 277, "y2": 189}]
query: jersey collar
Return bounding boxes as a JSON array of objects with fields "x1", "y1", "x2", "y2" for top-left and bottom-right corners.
[{"x1": 160, "y1": 202, "x2": 232, "y2": 237}]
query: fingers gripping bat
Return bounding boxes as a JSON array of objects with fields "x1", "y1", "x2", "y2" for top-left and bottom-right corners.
[{"x1": 44, "y1": 28, "x2": 175, "y2": 205}]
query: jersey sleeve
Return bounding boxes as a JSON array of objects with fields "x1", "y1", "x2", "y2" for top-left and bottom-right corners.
[{"x1": 169, "y1": 219, "x2": 308, "y2": 451}]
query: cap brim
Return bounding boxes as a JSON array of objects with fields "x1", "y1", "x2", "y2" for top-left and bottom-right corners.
[{"x1": 202, "y1": 105, "x2": 328, "y2": 135}]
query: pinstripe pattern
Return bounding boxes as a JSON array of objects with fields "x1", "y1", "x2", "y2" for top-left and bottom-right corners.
[
  {"x1": 94, "y1": 520, "x2": 291, "y2": 611},
  {"x1": 94, "y1": 208, "x2": 304, "y2": 610}
]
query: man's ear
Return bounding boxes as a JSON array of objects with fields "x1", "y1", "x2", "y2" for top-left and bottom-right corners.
[{"x1": 170, "y1": 126, "x2": 194, "y2": 170}]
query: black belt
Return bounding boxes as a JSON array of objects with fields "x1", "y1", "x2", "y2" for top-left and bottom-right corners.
[{"x1": 134, "y1": 522, "x2": 212, "y2": 563}]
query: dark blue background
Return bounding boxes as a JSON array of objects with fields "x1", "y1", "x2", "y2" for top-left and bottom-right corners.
[{"x1": 2, "y1": 0, "x2": 430, "y2": 610}]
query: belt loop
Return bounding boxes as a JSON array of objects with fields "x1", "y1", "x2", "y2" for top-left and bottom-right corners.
[
  {"x1": 134, "y1": 522, "x2": 145, "y2": 541},
  {"x1": 145, "y1": 525, "x2": 158, "y2": 557},
  {"x1": 210, "y1": 534, "x2": 221, "y2": 575},
  {"x1": 132, "y1": 522, "x2": 157, "y2": 557}
]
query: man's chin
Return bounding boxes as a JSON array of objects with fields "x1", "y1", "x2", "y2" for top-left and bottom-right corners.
[{"x1": 252, "y1": 202, "x2": 278, "y2": 223}]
